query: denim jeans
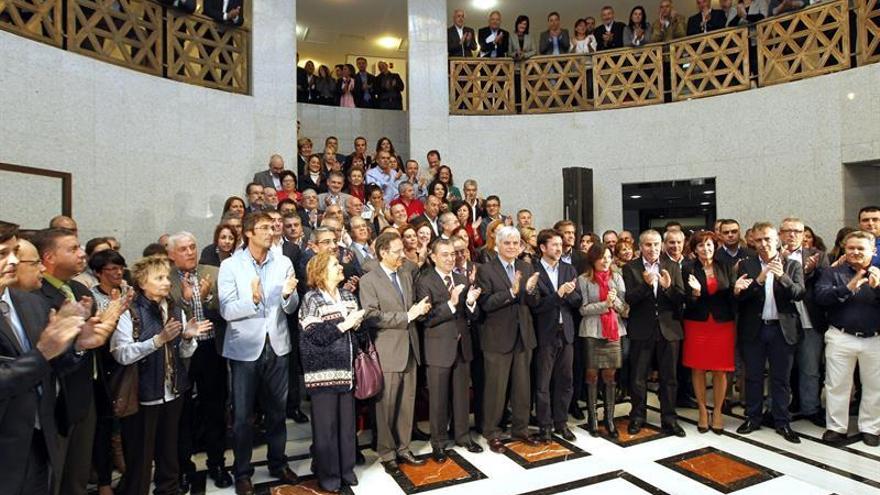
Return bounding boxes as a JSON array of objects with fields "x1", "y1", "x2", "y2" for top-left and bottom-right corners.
[
  {"x1": 797, "y1": 327, "x2": 824, "y2": 416},
  {"x1": 230, "y1": 341, "x2": 289, "y2": 479}
]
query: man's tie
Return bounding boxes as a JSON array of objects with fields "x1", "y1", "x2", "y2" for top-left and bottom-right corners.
[
  {"x1": 0, "y1": 300, "x2": 30, "y2": 352},
  {"x1": 506, "y1": 263, "x2": 515, "y2": 283},
  {"x1": 59, "y1": 283, "x2": 76, "y2": 302},
  {"x1": 390, "y1": 272, "x2": 405, "y2": 305},
  {"x1": 445, "y1": 274, "x2": 455, "y2": 292}
]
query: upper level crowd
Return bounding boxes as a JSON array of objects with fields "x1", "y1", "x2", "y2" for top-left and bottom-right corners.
[{"x1": 2, "y1": 130, "x2": 879, "y2": 495}]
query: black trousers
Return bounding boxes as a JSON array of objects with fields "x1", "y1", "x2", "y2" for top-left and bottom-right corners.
[
  {"x1": 427, "y1": 352, "x2": 471, "y2": 448},
  {"x1": 92, "y1": 379, "x2": 115, "y2": 487},
  {"x1": 310, "y1": 390, "x2": 356, "y2": 492},
  {"x1": 58, "y1": 394, "x2": 96, "y2": 495},
  {"x1": 743, "y1": 322, "x2": 795, "y2": 426},
  {"x1": 287, "y1": 323, "x2": 304, "y2": 414},
  {"x1": 535, "y1": 333, "x2": 574, "y2": 430},
  {"x1": 571, "y1": 336, "x2": 586, "y2": 407},
  {"x1": 178, "y1": 339, "x2": 228, "y2": 473},
  {"x1": 120, "y1": 398, "x2": 184, "y2": 495},
  {"x1": 470, "y1": 326, "x2": 485, "y2": 431},
  {"x1": 21, "y1": 429, "x2": 50, "y2": 495},
  {"x1": 629, "y1": 335, "x2": 680, "y2": 426}
]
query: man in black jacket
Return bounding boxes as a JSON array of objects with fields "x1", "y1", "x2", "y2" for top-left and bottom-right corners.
[
  {"x1": 373, "y1": 61, "x2": 405, "y2": 110},
  {"x1": 477, "y1": 10, "x2": 509, "y2": 58},
  {"x1": 204, "y1": 0, "x2": 243, "y2": 25},
  {"x1": 448, "y1": 9, "x2": 477, "y2": 57},
  {"x1": 353, "y1": 57, "x2": 376, "y2": 108},
  {"x1": 686, "y1": 0, "x2": 728, "y2": 35},
  {"x1": 596, "y1": 6, "x2": 626, "y2": 50},
  {"x1": 734, "y1": 222, "x2": 805, "y2": 443},
  {"x1": 623, "y1": 230, "x2": 686, "y2": 437},
  {"x1": 531, "y1": 230, "x2": 581, "y2": 442}
]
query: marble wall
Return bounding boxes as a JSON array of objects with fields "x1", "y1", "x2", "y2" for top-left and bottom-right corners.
[
  {"x1": 0, "y1": 0, "x2": 297, "y2": 261},
  {"x1": 297, "y1": 104, "x2": 409, "y2": 161}
]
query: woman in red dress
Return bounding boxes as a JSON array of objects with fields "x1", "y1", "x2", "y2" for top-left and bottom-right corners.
[{"x1": 682, "y1": 230, "x2": 736, "y2": 434}]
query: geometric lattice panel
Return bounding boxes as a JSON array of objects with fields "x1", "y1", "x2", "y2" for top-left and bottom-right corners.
[
  {"x1": 449, "y1": 58, "x2": 515, "y2": 114},
  {"x1": 858, "y1": 0, "x2": 880, "y2": 65},
  {"x1": 521, "y1": 54, "x2": 591, "y2": 113},
  {"x1": 593, "y1": 45, "x2": 665, "y2": 109},
  {"x1": 0, "y1": 0, "x2": 63, "y2": 47},
  {"x1": 167, "y1": 9, "x2": 249, "y2": 94},
  {"x1": 671, "y1": 27, "x2": 751, "y2": 101}
]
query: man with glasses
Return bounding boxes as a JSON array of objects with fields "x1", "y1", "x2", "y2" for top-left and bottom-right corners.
[
  {"x1": 780, "y1": 217, "x2": 829, "y2": 427},
  {"x1": 218, "y1": 212, "x2": 300, "y2": 495},
  {"x1": 716, "y1": 219, "x2": 754, "y2": 267}
]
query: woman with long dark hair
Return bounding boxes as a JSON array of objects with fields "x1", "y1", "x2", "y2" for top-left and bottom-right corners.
[{"x1": 624, "y1": 6, "x2": 652, "y2": 46}]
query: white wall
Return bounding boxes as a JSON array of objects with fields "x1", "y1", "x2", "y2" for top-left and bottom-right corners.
[
  {"x1": 437, "y1": 64, "x2": 880, "y2": 242},
  {"x1": 297, "y1": 104, "x2": 409, "y2": 160},
  {"x1": 0, "y1": 0, "x2": 297, "y2": 261}
]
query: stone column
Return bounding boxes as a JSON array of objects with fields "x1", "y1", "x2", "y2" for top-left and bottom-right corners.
[{"x1": 407, "y1": 0, "x2": 450, "y2": 165}]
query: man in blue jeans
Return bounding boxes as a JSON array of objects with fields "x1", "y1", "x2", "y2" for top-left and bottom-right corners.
[{"x1": 219, "y1": 212, "x2": 301, "y2": 495}]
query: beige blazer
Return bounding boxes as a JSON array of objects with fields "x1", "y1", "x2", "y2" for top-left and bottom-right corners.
[
  {"x1": 359, "y1": 264, "x2": 421, "y2": 372},
  {"x1": 577, "y1": 272, "x2": 628, "y2": 339},
  {"x1": 508, "y1": 32, "x2": 537, "y2": 61}
]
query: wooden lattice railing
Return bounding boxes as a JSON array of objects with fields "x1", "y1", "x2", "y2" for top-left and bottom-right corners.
[
  {"x1": 858, "y1": 0, "x2": 880, "y2": 65},
  {"x1": 757, "y1": 0, "x2": 850, "y2": 86},
  {"x1": 167, "y1": 8, "x2": 249, "y2": 94},
  {"x1": 520, "y1": 54, "x2": 591, "y2": 113},
  {"x1": 67, "y1": 0, "x2": 164, "y2": 76},
  {"x1": 449, "y1": 57, "x2": 515, "y2": 115},
  {"x1": 593, "y1": 44, "x2": 664, "y2": 109},
  {"x1": 0, "y1": 0, "x2": 63, "y2": 46},
  {"x1": 670, "y1": 27, "x2": 750, "y2": 101}
]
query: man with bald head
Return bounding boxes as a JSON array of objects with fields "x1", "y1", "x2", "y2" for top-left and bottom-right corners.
[
  {"x1": 49, "y1": 215, "x2": 78, "y2": 233},
  {"x1": 253, "y1": 154, "x2": 287, "y2": 190},
  {"x1": 448, "y1": 8, "x2": 477, "y2": 56},
  {"x1": 12, "y1": 238, "x2": 44, "y2": 291}
]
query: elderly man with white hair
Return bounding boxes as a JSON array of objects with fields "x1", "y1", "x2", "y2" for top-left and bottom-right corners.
[
  {"x1": 164, "y1": 231, "x2": 234, "y2": 490},
  {"x1": 476, "y1": 226, "x2": 543, "y2": 454}
]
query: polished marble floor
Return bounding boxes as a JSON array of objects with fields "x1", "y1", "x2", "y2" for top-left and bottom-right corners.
[{"x1": 146, "y1": 393, "x2": 880, "y2": 495}]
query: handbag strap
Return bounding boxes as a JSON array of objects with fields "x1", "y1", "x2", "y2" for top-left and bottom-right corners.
[{"x1": 130, "y1": 307, "x2": 141, "y2": 340}]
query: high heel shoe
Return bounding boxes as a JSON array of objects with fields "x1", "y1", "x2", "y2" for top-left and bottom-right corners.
[
  {"x1": 711, "y1": 411, "x2": 725, "y2": 435},
  {"x1": 697, "y1": 409, "x2": 709, "y2": 434}
]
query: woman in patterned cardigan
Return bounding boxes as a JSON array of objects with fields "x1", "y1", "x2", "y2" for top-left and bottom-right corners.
[{"x1": 298, "y1": 251, "x2": 366, "y2": 493}]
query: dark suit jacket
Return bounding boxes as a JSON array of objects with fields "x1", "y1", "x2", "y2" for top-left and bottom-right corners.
[
  {"x1": 595, "y1": 21, "x2": 626, "y2": 50},
  {"x1": 0, "y1": 289, "x2": 68, "y2": 493},
  {"x1": 353, "y1": 71, "x2": 376, "y2": 108},
  {"x1": 477, "y1": 27, "x2": 510, "y2": 57},
  {"x1": 373, "y1": 72, "x2": 405, "y2": 110},
  {"x1": 714, "y1": 245, "x2": 755, "y2": 267},
  {"x1": 298, "y1": 171, "x2": 327, "y2": 194},
  {"x1": 530, "y1": 260, "x2": 581, "y2": 345},
  {"x1": 796, "y1": 247, "x2": 829, "y2": 332},
  {"x1": 448, "y1": 25, "x2": 478, "y2": 57},
  {"x1": 538, "y1": 29, "x2": 572, "y2": 55},
  {"x1": 168, "y1": 264, "x2": 224, "y2": 352},
  {"x1": 476, "y1": 256, "x2": 540, "y2": 353},
  {"x1": 252, "y1": 169, "x2": 279, "y2": 189},
  {"x1": 155, "y1": 0, "x2": 196, "y2": 13},
  {"x1": 735, "y1": 255, "x2": 805, "y2": 345},
  {"x1": 416, "y1": 270, "x2": 477, "y2": 367},
  {"x1": 622, "y1": 257, "x2": 686, "y2": 341},
  {"x1": 204, "y1": 0, "x2": 243, "y2": 25},
  {"x1": 687, "y1": 9, "x2": 728, "y2": 35},
  {"x1": 36, "y1": 279, "x2": 96, "y2": 434},
  {"x1": 682, "y1": 260, "x2": 737, "y2": 322}
]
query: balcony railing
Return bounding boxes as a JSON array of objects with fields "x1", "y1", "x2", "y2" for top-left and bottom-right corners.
[
  {"x1": 449, "y1": 0, "x2": 877, "y2": 114},
  {"x1": 0, "y1": 0, "x2": 249, "y2": 94}
]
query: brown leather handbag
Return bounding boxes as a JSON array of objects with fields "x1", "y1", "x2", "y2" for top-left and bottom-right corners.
[
  {"x1": 110, "y1": 310, "x2": 140, "y2": 418},
  {"x1": 353, "y1": 336, "x2": 383, "y2": 400}
]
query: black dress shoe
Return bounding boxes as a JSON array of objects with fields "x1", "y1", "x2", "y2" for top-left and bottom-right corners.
[
  {"x1": 412, "y1": 427, "x2": 431, "y2": 442},
  {"x1": 456, "y1": 441, "x2": 484, "y2": 453},
  {"x1": 234, "y1": 477, "x2": 255, "y2": 495},
  {"x1": 538, "y1": 427, "x2": 553, "y2": 443},
  {"x1": 207, "y1": 466, "x2": 233, "y2": 488},
  {"x1": 382, "y1": 460, "x2": 400, "y2": 474},
  {"x1": 736, "y1": 419, "x2": 761, "y2": 434},
  {"x1": 343, "y1": 474, "x2": 359, "y2": 486},
  {"x1": 431, "y1": 447, "x2": 448, "y2": 463},
  {"x1": 776, "y1": 425, "x2": 801, "y2": 444},
  {"x1": 178, "y1": 473, "x2": 192, "y2": 494},
  {"x1": 556, "y1": 426, "x2": 576, "y2": 442},
  {"x1": 398, "y1": 451, "x2": 426, "y2": 466},
  {"x1": 863, "y1": 432, "x2": 879, "y2": 447},
  {"x1": 627, "y1": 419, "x2": 644, "y2": 435},
  {"x1": 569, "y1": 404, "x2": 585, "y2": 420},
  {"x1": 269, "y1": 466, "x2": 299, "y2": 484},
  {"x1": 513, "y1": 433, "x2": 541, "y2": 446},
  {"x1": 355, "y1": 449, "x2": 366, "y2": 465},
  {"x1": 807, "y1": 411, "x2": 826, "y2": 428},
  {"x1": 287, "y1": 408, "x2": 310, "y2": 424},
  {"x1": 662, "y1": 423, "x2": 686, "y2": 437},
  {"x1": 822, "y1": 430, "x2": 847, "y2": 444}
]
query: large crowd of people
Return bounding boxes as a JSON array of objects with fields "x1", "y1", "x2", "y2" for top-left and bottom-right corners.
[
  {"x1": 296, "y1": 55, "x2": 405, "y2": 110},
  {"x1": 2, "y1": 133, "x2": 879, "y2": 495}
]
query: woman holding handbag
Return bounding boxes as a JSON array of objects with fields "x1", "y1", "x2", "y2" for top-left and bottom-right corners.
[
  {"x1": 299, "y1": 251, "x2": 366, "y2": 493},
  {"x1": 109, "y1": 255, "x2": 212, "y2": 495}
]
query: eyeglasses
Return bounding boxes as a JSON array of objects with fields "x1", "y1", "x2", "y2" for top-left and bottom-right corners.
[
  {"x1": 317, "y1": 239, "x2": 336, "y2": 245},
  {"x1": 17, "y1": 259, "x2": 41, "y2": 265},
  {"x1": 253, "y1": 225, "x2": 273, "y2": 232},
  {"x1": 780, "y1": 229, "x2": 804, "y2": 234}
]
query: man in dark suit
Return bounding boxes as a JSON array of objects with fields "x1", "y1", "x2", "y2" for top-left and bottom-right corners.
[
  {"x1": 687, "y1": 0, "x2": 727, "y2": 35},
  {"x1": 165, "y1": 232, "x2": 233, "y2": 490},
  {"x1": 416, "y1": 239, "x2": 483, "y2": 462},
  {"x1": 715, "y1": 218, "x2": 755, "y2": 267},
  {"x1": 596, "y1": 6, "x2": 626, "y2": 50},
  {"x1": 373, "y1": 61, "x2": 405, "y2": 110},
  {"x1": 0, "y1": 222, "x2": 96, "y2": 495},
  {"x1": 538, "y1": 12, "x2": 572, "y2": 55},
  {"x1": 359, "y1": 232, "x2": 431, "y2": 474},
  {"x1": 353, "y1": 58, "x2": 376, "y2": 108},
  {"x1": 623, "y1": 229, "x2": 686, "y2": 437},
  {"x1": 155, "y1": 0, "x2": 196, "y2": 13},
  {"x1": 734, "y1": 222, "x2": 806, "y2": 443},
  {"x1": 553, "y1": 220, "x2": 588, "y2": 419},
  {"x1": 296, "y1": 52, "x2": 308, "y2": 102},
  {"x1": 531, "y1": 230, "x2": 581, "y2": 441},
  {"x1": 477, "y1": 10, "x2": 509, "y2": 58},
  {"x1": 477, "y1": 226, "x2": 542, "y2": 453},
  {"x1": 411, "y1": 195, "x2": 442, "y2": 238},
  {"x1": 204, "y1": 0, "x2": 243, "y2": 26},
  {"x1": 31, "y1": 227, "x2": 101, "y2": 495},
  {"x1": 252, "y1": 154, "x2": 286, "y2": 190},
  {"x1": 448, "y1": 8, "x2": 477, "y2": 57}
]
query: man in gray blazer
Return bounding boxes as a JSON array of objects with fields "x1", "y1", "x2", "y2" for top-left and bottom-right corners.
[
  {"x1": 359, "y1": 232, "x2": 431, "y2": 475},
  {"x1": 252, "y1": 154, "x2": 287, "y2": 190},
  {"x1": 477, "y1": 226, "x2": 542, "y2": 453}
]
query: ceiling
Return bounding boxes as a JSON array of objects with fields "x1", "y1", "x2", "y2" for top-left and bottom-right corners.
[{"x1": 295, "y1": 0, "x2": 709, "y2": 70}]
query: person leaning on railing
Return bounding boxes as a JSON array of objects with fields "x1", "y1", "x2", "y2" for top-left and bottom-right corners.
[
  {"x1": 203, "y1": 0, "x2": 243, "y2": 26},
  {"x1": 571, "y1": 18, "x2": 598, "y2": 54},
  {"x1": 769, "y1": 0, "x2": 805, "y2": 16},
  {"x1": 651, "y1": 0, "x2": 687, "y2": 42},
  {"x1": 539, "y1": 11, "x2": 572, "y2": 54},
  {"x1": 687, "y1": 0, "x2": 728, "y2": 35},
  {"x1": 624, "y1": 6, "x2": 653, "y2": 46}
]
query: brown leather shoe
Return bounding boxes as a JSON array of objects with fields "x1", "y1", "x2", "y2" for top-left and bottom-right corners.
[
  {"x1": 488, "y1": 438, "x2": 507, "y2": 453},
  {"x1": 234, "y1": 477, "x2": 255, "y2": 495},
  {"x1": 269, "y1": 466, "x2": 299, "y2": 484},
  {"x1": 513, "y1": 434, "x2": 541, "y2": 446}
]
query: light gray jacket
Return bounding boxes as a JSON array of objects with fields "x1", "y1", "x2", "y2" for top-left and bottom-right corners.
[{"x1": 577, "y1": 272, "x2": 628, "y2": 339}]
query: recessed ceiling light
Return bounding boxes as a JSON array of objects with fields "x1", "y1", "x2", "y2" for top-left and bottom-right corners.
[
  {"x1": 376, "y1": 36, "x2": 401, "y2": 49},
  {"x1": 847, "y1": 92, "x2": 856, "y2": 100},
  {"x1": 629, "y1": 195, "x2": 642, "y2": 199},
  {"x1": 703, "y1": 190, "x2": 714, "y2": 194},
  {"x1": 472, "y1": 0, "x2": 498, "y2": 9}
]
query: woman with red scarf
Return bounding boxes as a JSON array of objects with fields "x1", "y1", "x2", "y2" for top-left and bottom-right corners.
[{"x1": 578, "y1": 243, "x2": 628, "y2": 438}]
